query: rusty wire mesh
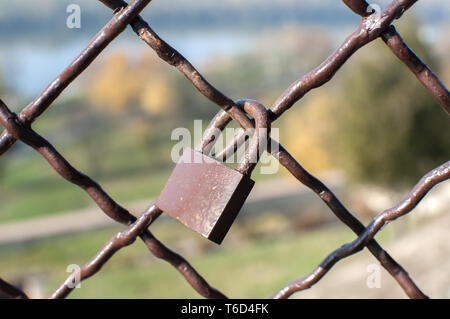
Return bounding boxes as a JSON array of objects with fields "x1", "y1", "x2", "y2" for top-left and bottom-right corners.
[{"x1": 0, "y1": 0, "x2": 449, "y2": 299}]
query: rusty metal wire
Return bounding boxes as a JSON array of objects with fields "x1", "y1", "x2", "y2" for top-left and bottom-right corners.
[
  {"x1": 272, "y1": 160, "x2": 450, "y2": 299},
  {"x1": 0, "y1": 0, "x2": 448, "y2": 299}
]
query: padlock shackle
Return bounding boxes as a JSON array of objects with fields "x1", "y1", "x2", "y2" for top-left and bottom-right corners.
[
  {"x1": 197, "y1": 109, "x2": 232, "y2": 156},
  {"x1": 235, "y1": 100, "x2": 270, "y2": 175},
  {"x1": 198, "y1": 99, "x2": 270, "y2": 176}
]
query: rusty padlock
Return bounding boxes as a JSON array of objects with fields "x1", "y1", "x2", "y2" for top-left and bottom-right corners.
[{"x1": 155, "y1": 100, "x2": 270, "y2": 244}]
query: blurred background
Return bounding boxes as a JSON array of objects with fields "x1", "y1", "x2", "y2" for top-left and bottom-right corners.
[{"x1": 0, "y1": 0, "x2": 449, "y2": 298}]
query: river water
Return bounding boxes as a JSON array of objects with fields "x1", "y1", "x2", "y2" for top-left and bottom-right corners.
[
  {"x1": 0, "y1": 22, "x2": 441, "y2": 100},
  {"x1": 0, "y1": 29, "x2": 255, "y2": 99}
]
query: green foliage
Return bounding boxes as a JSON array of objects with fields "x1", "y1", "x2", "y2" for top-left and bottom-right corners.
[{"x1": 328, "y1": 22, "x2": 450, "y2": 187}]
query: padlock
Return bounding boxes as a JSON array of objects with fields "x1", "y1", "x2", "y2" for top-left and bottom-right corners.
[{"x1": 155, "y1": 100, "x2": 270, "y2": 244}]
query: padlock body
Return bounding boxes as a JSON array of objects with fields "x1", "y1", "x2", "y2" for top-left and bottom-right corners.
[{"x1": 155, "y1": 147, "x2": 254, "y2": 244}]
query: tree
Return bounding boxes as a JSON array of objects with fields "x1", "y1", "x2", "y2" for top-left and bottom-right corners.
[{"x1": 327, "y1": 21, "x2": 450, "y2": 187}]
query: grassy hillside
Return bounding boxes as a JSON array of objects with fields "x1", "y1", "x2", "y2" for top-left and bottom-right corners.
[
  {"x1": 1, "y1": 0, "x2": 447, "y2": 41},
  {"x1": 0, "y1": 220, "x2": 395, "y2": 298}
]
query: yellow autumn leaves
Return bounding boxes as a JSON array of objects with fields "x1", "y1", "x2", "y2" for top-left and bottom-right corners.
[
  {"x1": 87, "y1": 52, "x2": 173, "y2": 115},
  {"x1": 281, "y1": 92, "x2": 335, "y2": 174}
]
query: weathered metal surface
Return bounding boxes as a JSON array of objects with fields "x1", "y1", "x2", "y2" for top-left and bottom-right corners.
[{"x1": 156, "y1": 99, "x2": 269, "y2": 244}]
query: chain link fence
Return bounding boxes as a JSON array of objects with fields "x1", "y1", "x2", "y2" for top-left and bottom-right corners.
[{"x1": 0, "y1": 0, "x2": 449, "y2": 299}]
